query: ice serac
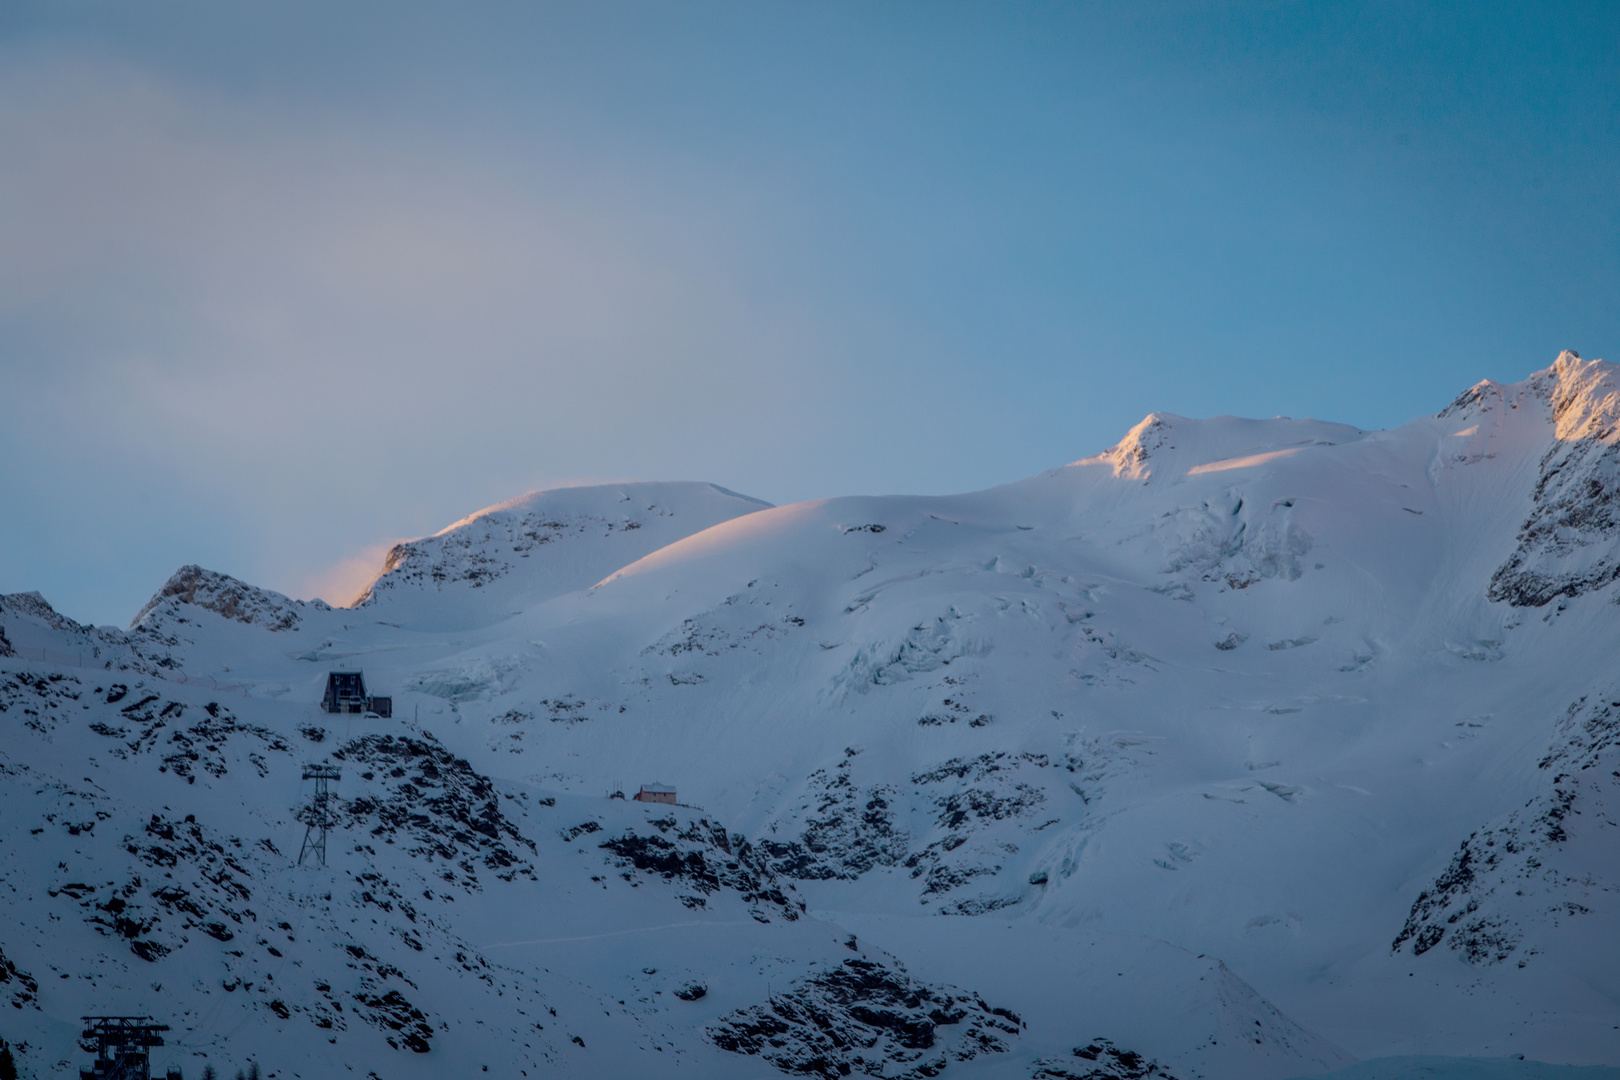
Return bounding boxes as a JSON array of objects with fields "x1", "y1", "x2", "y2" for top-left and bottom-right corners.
[{"x1": 353, "y1": 481, "x2": 772, "y2": 630}]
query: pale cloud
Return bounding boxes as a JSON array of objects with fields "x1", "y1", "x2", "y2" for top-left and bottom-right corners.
[
  {"x1": 0, "y1": 56, "x2": 844, "y2": 621},
  {"x1": 294, "y1": 540, "x2": 403, "y2": 609}
]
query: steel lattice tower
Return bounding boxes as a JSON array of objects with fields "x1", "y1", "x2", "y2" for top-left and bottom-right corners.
[
  {"x1": 297, "y1": 763, "x2": 342, "y2": 867},
  {"x1": 79, "y1": 1016, "x2": 169, "y2": 1080}
]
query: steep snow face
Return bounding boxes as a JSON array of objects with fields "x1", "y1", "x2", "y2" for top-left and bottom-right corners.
[
  {"x1": 4, "y1": 354, "x2": 1620, "y2": 1080},
  {"x1": 352, "y1": 481, "x2": 772, "y2": 630}
]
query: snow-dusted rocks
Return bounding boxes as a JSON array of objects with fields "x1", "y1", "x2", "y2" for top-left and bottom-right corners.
[
  {"x1": 1393, "y1": 686, "x2": 1620, "y2": 967},
  {"x1": 132, "y1": 565, "x2": 318, "y2": 634},
  {"x1": 6, "y1": 357, "x2": 1620, "y2": 1078},
  {"x1": 1484, "y1": 354, "x2": 1620, "y2": 606},
  {"x1": 353, "y1": 481, "x2": 772, "y2": 629},
  {"x1": 708, "y1": 957, "x2": 1022, "y2": 1079}
]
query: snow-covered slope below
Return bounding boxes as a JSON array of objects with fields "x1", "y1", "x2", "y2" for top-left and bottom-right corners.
[
  {"x1": 353, "y1": 481, "x2": 772, "y2": 631},
  {"x1": 3, "y1": 354, "x2": 1619, "y2": 1080}
]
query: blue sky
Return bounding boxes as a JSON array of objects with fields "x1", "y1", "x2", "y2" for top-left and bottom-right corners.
[{"x1": 2, "y1": 1, "x2": 1616, "y2": 625}]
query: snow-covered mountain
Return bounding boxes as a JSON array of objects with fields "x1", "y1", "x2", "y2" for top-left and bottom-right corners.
[{"x1": 3, "y1": 354, "x2": 1619, "y2": 1080}]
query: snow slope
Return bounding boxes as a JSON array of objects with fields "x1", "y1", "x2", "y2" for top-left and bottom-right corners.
[{"x1": 2, "y1": 355, "x2": 1619, "y2": 1080}]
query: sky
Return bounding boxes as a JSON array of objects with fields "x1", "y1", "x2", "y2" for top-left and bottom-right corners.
[{"x1": 1, "y1": 1, "x2": 1617, "y2": 626}]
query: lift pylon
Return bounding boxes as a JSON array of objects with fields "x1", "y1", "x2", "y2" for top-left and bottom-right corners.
[{"x1": 297, "y1": 763, "x2": 342, "y2": 867}]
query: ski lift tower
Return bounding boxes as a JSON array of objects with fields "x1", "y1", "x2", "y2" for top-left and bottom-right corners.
[
  {"x1": 79, "y1": 1016, "x2": 175, "y2": 1080},
  {"x1": 297, "y1": 764, "x2": 342, "y2": 867}
]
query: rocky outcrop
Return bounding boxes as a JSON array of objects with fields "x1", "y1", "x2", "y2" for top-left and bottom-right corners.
[
  {"x1": 598, "y1": 813, "x2": 805, "y2": 923},
  {"x1": 708, "y1": 958, "x2": 1021, "y2": 1079},
  {"x1": 0, "y1": 943, "x2": 39, "y2": 1010},
  {"x1": 759, "y1": 754, "x2": 908, "y2": 882},
  {"x1": 1393, "y1": 690, "x2": 1620, "y2": 965},
  {"x1": 1032, "y1": 1038, "x2": 1179, "y2": 1080},
  {"x1": 333, "y1": 734, "x2": 537, "y2": 890},
  {"x1": 1092, "y1": 414, "x2": 1175, "y2": 481},
  {"x1": 0, "y1": 590, "x2": 92, "y2": 634},
  {"x1": 130, "y1": 565, "x2": 316, "y2": 633},
  {"x1": 1486, "y1": 354, "x2": 1620, "y2": 606}
]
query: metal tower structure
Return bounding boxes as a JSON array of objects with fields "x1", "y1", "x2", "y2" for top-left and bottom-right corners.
[
  {"x1": 78, "y1": 1016, "x2": 170, "y2": 1080},
  {"x1": 297, "y1": 763, "x2": 342, "y2": 867}
]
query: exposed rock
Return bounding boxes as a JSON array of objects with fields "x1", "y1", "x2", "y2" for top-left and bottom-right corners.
[
  {"x1": 0, "y1": 943, "x2": 39, "y2": 1010},
  {"x1": 352, "y1": 988, "x2": 434, "y2": 1053},
  {"x1": 760, "y1": 755, "x2": 908, "y2": 881},
  {"x1": 1033, "y1": 1038, "x2": 1179, "y2": 1080},
  {"x1": 1487, "y1": 354, "x2": 1620, "y2": 606},
  {"x1": 600, "y1": 814, "x2": 805, "y2": 922},
  {"x1": 130, "y1": 565, "x2": 317, "y2": 633},
  {"x1": 709, "y1": 958, "x2": 1020, "y2": 1079},
  {"x1": 85, "y1": 696, "x2": 291, "y2": 783},
  {"x1": 45, "y1": 812, "x2": 259, "y2": 962},
  {"x1": 334, "y1": 734, "x2": 537, "y2": 890},
  {"x1": 0, "y1": 591, "x2": 92, "y2": 634},
  {"x1": 1394, "y1": 691, "x2": 1619, "y2": 965},
  {"x1": 1, "y1": 669, "x2": 82, "y2": 735}
]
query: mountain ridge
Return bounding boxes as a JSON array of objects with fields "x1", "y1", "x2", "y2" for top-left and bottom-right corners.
[{"x1": 2, "y1": 353, "x2": 1618, "y2": 1080}]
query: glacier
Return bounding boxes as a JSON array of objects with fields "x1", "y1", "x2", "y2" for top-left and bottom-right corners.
[{"x1": 1, "y1": 353, "x2": 1618, "y2": 1079}]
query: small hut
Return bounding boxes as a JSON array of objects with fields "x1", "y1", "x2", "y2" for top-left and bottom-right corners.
[
  {"x1": 322, "y1": 671, "x2": 392, "y2": 718},
  {"x1": 633, "y1": 783, "x2": 677, "y2": 805}
]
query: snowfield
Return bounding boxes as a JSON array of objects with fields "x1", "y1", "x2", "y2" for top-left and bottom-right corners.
[{"x1": 2, "y1": 353, "x2": 1619, "y2": 1080}]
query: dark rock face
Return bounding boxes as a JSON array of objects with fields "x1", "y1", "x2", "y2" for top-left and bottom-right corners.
[
  {"x1": 1393, "y1": 692, "x2": 1619, "y2": 965},
  {"x1": 599, "y1": 815, "x2": 805, "y2": 922},
  {"x1": 1485, "y1": 358, "x2": 1620, "y2": 606},
  {"x1": 1488, "y1": 438, "x2": 1620, "y2": 605},
  {"x1": 352, "y1": 988, "x2": 434, "y2": 1053},
  {"x1": 759, "y1": 755, "x2": 908, "y2": 882},
  {"x1": 47, "y1": 812, "x2": 257, "y2": 962},
  {"x1": 903, "y1": 753, "x2": 1048, "y2": 906},
  {"x1": 1, "y1": 669, "x2": 82, "y2": 735},
  {"x1": 87, "y1": 697, "x2": 291, "y2": 783},
  {"x1": 333, "y1": 734, "x2": 537, "y2": 890},
  {"x1": 1032, "y1": 1038, "x2": 1178, "y2": 1080},
  {"x1": 0, "y1": 944, "x2": 39, "y2": 1010},
  {"x1": 708, "y1": 958, "x2": 1021, "y2": 1079},
  {"x1": 760, "y1": 749, "x2": 1053, "y2": 910}
]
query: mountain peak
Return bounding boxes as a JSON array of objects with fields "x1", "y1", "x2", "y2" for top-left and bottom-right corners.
[
  {"x1": 130, "y1": 564, "x2": 316, "y2": 633},
  {"x1": 1078, "y1": 411, "x2": 1366, "y2": 482},
  {"x1": 351, "y1": 481, "x2": 773, "y2": 630}
]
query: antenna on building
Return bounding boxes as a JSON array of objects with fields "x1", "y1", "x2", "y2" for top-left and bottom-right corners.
[{"x1": 297, "y1": 764, "x2": 342, "y2": 867}]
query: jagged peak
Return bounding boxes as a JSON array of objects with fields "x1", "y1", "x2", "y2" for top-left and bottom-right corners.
[
  {"x1": 1539, "y1": 351, "x2": 1620, "y2": 444},
  {"x1": 1083, "y1": 412, "x2": 1180, "y2": 480},
  {"x1": 1075, "y1": 411, "x2": 1364, "y2": 482},
  {"x1": 130, "y1": 564, "x2": 321, "y2": 632},
  {"x1": 1439, "y1": 351, "x2": 1619, "y2": 442},
  {"x1": 0, "y1": 590, "x2": 91, "y2": 635}
]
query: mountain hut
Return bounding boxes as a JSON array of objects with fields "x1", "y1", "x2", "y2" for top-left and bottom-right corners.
[
  {"x1": 322, "y1": 671, "x2": 392, "y2": 718},
  {"x1": 633, "y1": 784, "x2": 677, "y2": 805}
]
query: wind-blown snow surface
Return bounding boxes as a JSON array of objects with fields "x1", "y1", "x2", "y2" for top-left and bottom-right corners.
[{"x1": 4, "y1": 356, "x2": 1620, "y2": 1080}]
